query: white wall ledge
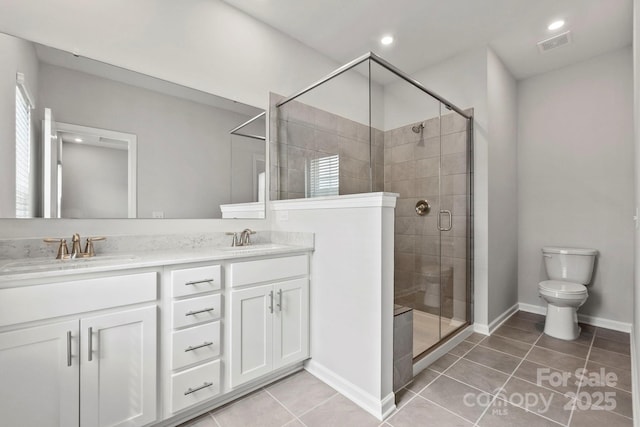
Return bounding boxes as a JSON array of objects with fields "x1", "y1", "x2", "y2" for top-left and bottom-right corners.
[{"x1": 270, "y1": 192, "x2": 399, "y2": 210}]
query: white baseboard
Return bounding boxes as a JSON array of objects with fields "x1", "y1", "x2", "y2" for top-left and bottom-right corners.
[
  {"x1": 518, "y1": 302, "x2": 632, "y2": 333},
  {"x1": 473, "y1": 303, "x2": 520, "y2": 335},
  {"x1": 304, "y1": 359, "x2": 395, "y2": 421}
]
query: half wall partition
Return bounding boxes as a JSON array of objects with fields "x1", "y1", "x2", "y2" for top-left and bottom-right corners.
[{"x1": 271, "y1": 52, "x2": 473, "y2": 361}]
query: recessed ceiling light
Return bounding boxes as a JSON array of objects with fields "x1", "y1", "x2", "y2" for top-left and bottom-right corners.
[
  {"x1": 74, "y1": 137, "x2": 83, "y2": 143},
  {"x1": 548, "y1": 20, "x2": 565, "y2": 31},
  {"x1": 380, "y1": 35, "x2": 394, "y2": 45}
]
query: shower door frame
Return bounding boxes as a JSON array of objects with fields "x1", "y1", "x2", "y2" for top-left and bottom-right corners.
[{"x1": 275, "y1": 51, "x2": 475, "y2": 358}]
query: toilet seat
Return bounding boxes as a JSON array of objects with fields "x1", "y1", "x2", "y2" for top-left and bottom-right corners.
[{"x1": 538, "y1": 280, "x2": 587, "y2": 298}]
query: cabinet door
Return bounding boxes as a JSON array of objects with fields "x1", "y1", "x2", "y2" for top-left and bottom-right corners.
[
  {"x1": 273, "y1": 278, "x2": 309, "y2": 369},
  {"x1": 0, "y1": 320, "x2": 79, "y2": 427},
  {"x1": 230, "y1": 284, "x2": 273, "y2": 388},
  {"x1": 80, "y1": 306, "x2": 157, "y2": 427}
]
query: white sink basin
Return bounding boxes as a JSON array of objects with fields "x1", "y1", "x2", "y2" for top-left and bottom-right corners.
[{"x1": 0, "y1": 254, "x2": 140, "y2": 274}]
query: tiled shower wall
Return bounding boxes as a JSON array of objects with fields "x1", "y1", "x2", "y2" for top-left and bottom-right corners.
[
  {"x1": 386, "y1": 111, "x2": 470, "y2": 322},
  {"x1": 269, "y1": 95, "x2": 384, "y2": 201},
  {"x1": 270, "y1": 93, "x2": 471, "y2": 322}
]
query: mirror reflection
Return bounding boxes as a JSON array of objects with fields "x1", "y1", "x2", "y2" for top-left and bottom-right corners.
[{"x1": 1, "y1": 32, "x2": 266, "y2": 219}]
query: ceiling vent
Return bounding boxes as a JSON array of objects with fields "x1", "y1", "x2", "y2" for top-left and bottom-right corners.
[{"x1": 537, "y1": 31, "x2": 572, "y2": 53}]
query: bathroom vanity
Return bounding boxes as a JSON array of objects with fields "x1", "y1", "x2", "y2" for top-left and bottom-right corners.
[{"x1": 0, "y1": 242, "x2": 312, "y2": 427}]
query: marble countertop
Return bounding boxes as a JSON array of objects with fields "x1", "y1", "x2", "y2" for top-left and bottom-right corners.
[{"x1": 0, "y1": 243, "x2": 313, "y2": 283}]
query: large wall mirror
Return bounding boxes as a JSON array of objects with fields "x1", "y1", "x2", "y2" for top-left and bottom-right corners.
[{"x1": 1, "y1": 32, "x2": 266, "y2": 219}]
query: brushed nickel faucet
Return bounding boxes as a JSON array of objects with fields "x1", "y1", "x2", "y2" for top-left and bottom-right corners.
[
  {"x1": 225, "y1": 229, "x2": 256, "y2": 247},
  {"x1": 44, "y1": 234, "x2": 106, "y2": 259}
]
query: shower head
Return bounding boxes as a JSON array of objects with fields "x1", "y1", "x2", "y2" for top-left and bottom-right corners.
[{"x1": 411, "y1": 123, "x2": 424, "y2": 133}]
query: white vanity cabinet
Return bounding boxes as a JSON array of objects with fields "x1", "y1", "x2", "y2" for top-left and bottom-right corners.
[
  {"x1": 228, "y1": 255, "x2": 309, "y2": 388},
  {"x1": 0, "y1": 272, "x2": 158, "y2": 427},
  {"x1": 163, "y1": 264, "x2": 223, "y2": 415}
]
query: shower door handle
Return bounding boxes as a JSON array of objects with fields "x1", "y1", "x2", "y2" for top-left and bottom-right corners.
[{"x1": 437, "y1": 210, "x2": 452, "y2": 231}]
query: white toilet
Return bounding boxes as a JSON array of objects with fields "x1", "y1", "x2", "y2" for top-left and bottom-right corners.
[{"x1": 538, "y1": 247, "x2": 598, "y2": 340}]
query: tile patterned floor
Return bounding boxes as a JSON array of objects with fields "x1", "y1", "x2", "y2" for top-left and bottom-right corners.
[{"x1": 180, "y1": 311, "x2": 633, "y2": 427}]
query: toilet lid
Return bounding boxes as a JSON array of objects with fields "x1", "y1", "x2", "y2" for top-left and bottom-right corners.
[{"x1": 539, "y1": 280, "x2": 587, "y2": 294}]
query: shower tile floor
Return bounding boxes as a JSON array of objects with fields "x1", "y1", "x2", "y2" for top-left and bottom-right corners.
[
  {"x1": 413, "y1": 310, "x2": 463, "y2": 357},
  {"x1": 180, "y1": 311, "x2": 633, "y2": 427}
]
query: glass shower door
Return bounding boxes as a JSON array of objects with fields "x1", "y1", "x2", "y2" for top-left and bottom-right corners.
[{"x1": 438, "y1": 105, "x2": 471, "y2": 343}]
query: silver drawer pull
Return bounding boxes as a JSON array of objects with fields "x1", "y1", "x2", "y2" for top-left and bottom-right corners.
[
  {"x1": 184, "y1": 341, "x2": 213, "y2": 352},
  {"x1": 185, "y1": 307, "x2": 215, "y2": 316},
  {"x1": 184, "y1": 382, "x2": 214, "y2": 395},
  {"x1": 87, "y1": 327, "x2": 93, "y2": 362},
  {"x1": 185, "y1": 278, "x2": 214, "y2": 286},
  {"x1": 67, "y1": 331, "x2": 72, "y2": 367}
]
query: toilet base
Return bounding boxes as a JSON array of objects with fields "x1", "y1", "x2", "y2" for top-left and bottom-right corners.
[{"x1": 544, "y1": 305, "x2": 581, "y2": 340}]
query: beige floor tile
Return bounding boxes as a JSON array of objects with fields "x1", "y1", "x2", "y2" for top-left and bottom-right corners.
[
  {"x1": 405, "y1": 368, "x2": 440, "y2": 393},
  {"x1": 526, "y1": 347, "x2": 586, "y2": 373},
  {"x1": 585, "y1": 360, "x2": 632, "y2": 393},
  {"x1": 493, "y1": 324, "x2": 541, "y2": 344},
  {"x1": 513, "y1": 311, "x2": 546, "y2": 323},
  {"x1": 444, "y1": 358, "x2": 509, "y2": 393},
  {"x1": 570, "y1": 406, "x2": 633, "y2": 426},
  {"x1": 448, "y1": 340, "x2": 475, "y2": 357},
  {"x1": 388, "y1": 396, "x2": 473, "y2": 426},
  {"x1": 477, "y1": 400, "x2": 562, "y2": 427},
  {"x1": 513, "y1": 360, "x2": 579, "y2": 396},
  {"x1": 266, "y1": 370, "x2": 337, "y2": 416},
  {"x1": 588, "y1": 347, "x2": 631, "y2": 371},
  {"x1": 577, "y1": 383, "x2": 634, "y2": 419},
  {"x1": 299, "y1": 394, "x2": 380, "y2": 427},
  {"x1": 592, "y1": 336, "x2": 631, "y2": 355},
  {"x1": 464, "y1": 332, "x2": 487, "y2": 344},
  {"x1": 536, "y1": 334, "x2": 590, "y2": 359},
  {"x1": 478, "y1": 335, "x2": 533, "y2": 358},
  {"x1": 500, "y1": 377, "x2": 573, "y2": 425},
  {"x1": 502, "y1": 316, "x2": 544, "y2": 333},
  {"x1": 394, "y1": 387, "x2": 416, "y2": 409},
  {"x1": 420, "y1": 375, "x2": 489, "y2": 423},
  {"x1": 214, "y1": 390, "x2": 294, "y2": 427},
  {"x1": 594, "y1": 328, "x2": 630, "y2": 345},
  {"x1": 429, "y1": 353, "x2": 460, "y2": 373},
  {"x1": 464, "y1": 346, "x2": 521, "y2": 375}
]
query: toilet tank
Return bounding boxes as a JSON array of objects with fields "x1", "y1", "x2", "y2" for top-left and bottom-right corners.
[{"x1": 542, "y1": 247, "x2": 598, "y2": 284}]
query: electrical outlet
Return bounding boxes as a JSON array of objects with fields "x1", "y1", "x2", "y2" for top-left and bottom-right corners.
[{"x1": 152, "y1": 211, "x2": 164, "y2": 219}]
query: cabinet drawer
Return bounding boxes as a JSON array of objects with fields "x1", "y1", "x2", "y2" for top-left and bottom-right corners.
[
  {"x1": 172, "y1": 321, "x2": 220, "y2": 370},
  {"x1": 171, "y1": 265, "x2": 221, "y2": 298},
  {"x1": 172, "y1": 294, "x2": 221, "y2": 329},
  {"x1": 171, "y1": 359, "x2": 221, "y2": 413},
  {"x1": 229, "y1": 255, "x2": 308, "y2": 287},
  {"x1": 0, "y1": 272, "x2": 157, "y2": 327}
]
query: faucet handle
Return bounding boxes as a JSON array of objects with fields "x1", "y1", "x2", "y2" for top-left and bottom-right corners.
[
  {"x1": 70, "y1": 233, "x2": 82, "y2": 257},
  {"x1": 225, "y1": 232, "x2": 239, "y2": 247},
  {"x1": 84, "y1": 237, "x2": 106, "y2": 257},
  {"x1": 43, "y1": 238, "x2": 69, "y2": 259},
  {"x1": 241, "y1": 228, "x2": 256, "y2": 245}
]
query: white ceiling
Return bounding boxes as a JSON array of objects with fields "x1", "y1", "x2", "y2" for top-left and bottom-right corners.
[{"x1": 222, "y1": 0, "x2": 632, "y2": 80}]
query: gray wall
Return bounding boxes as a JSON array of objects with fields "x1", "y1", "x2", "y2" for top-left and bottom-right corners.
[
  {"x1": 517, "y1": 47, "x2": 634, "y2": 323},
  {"x1": 38, "y1": 62, "x2": 255, "y2": 218},
  {"x1": 487, "y1": 49, "x2": 519, "y2": 322},
  {"x1": 61, "y1": 142, "x2": 128, "y2": 218}
]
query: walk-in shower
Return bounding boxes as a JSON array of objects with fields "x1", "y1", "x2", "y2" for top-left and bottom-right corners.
[{"x1": 271, "y1": 51, "x2": 473, "y2": 372}]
